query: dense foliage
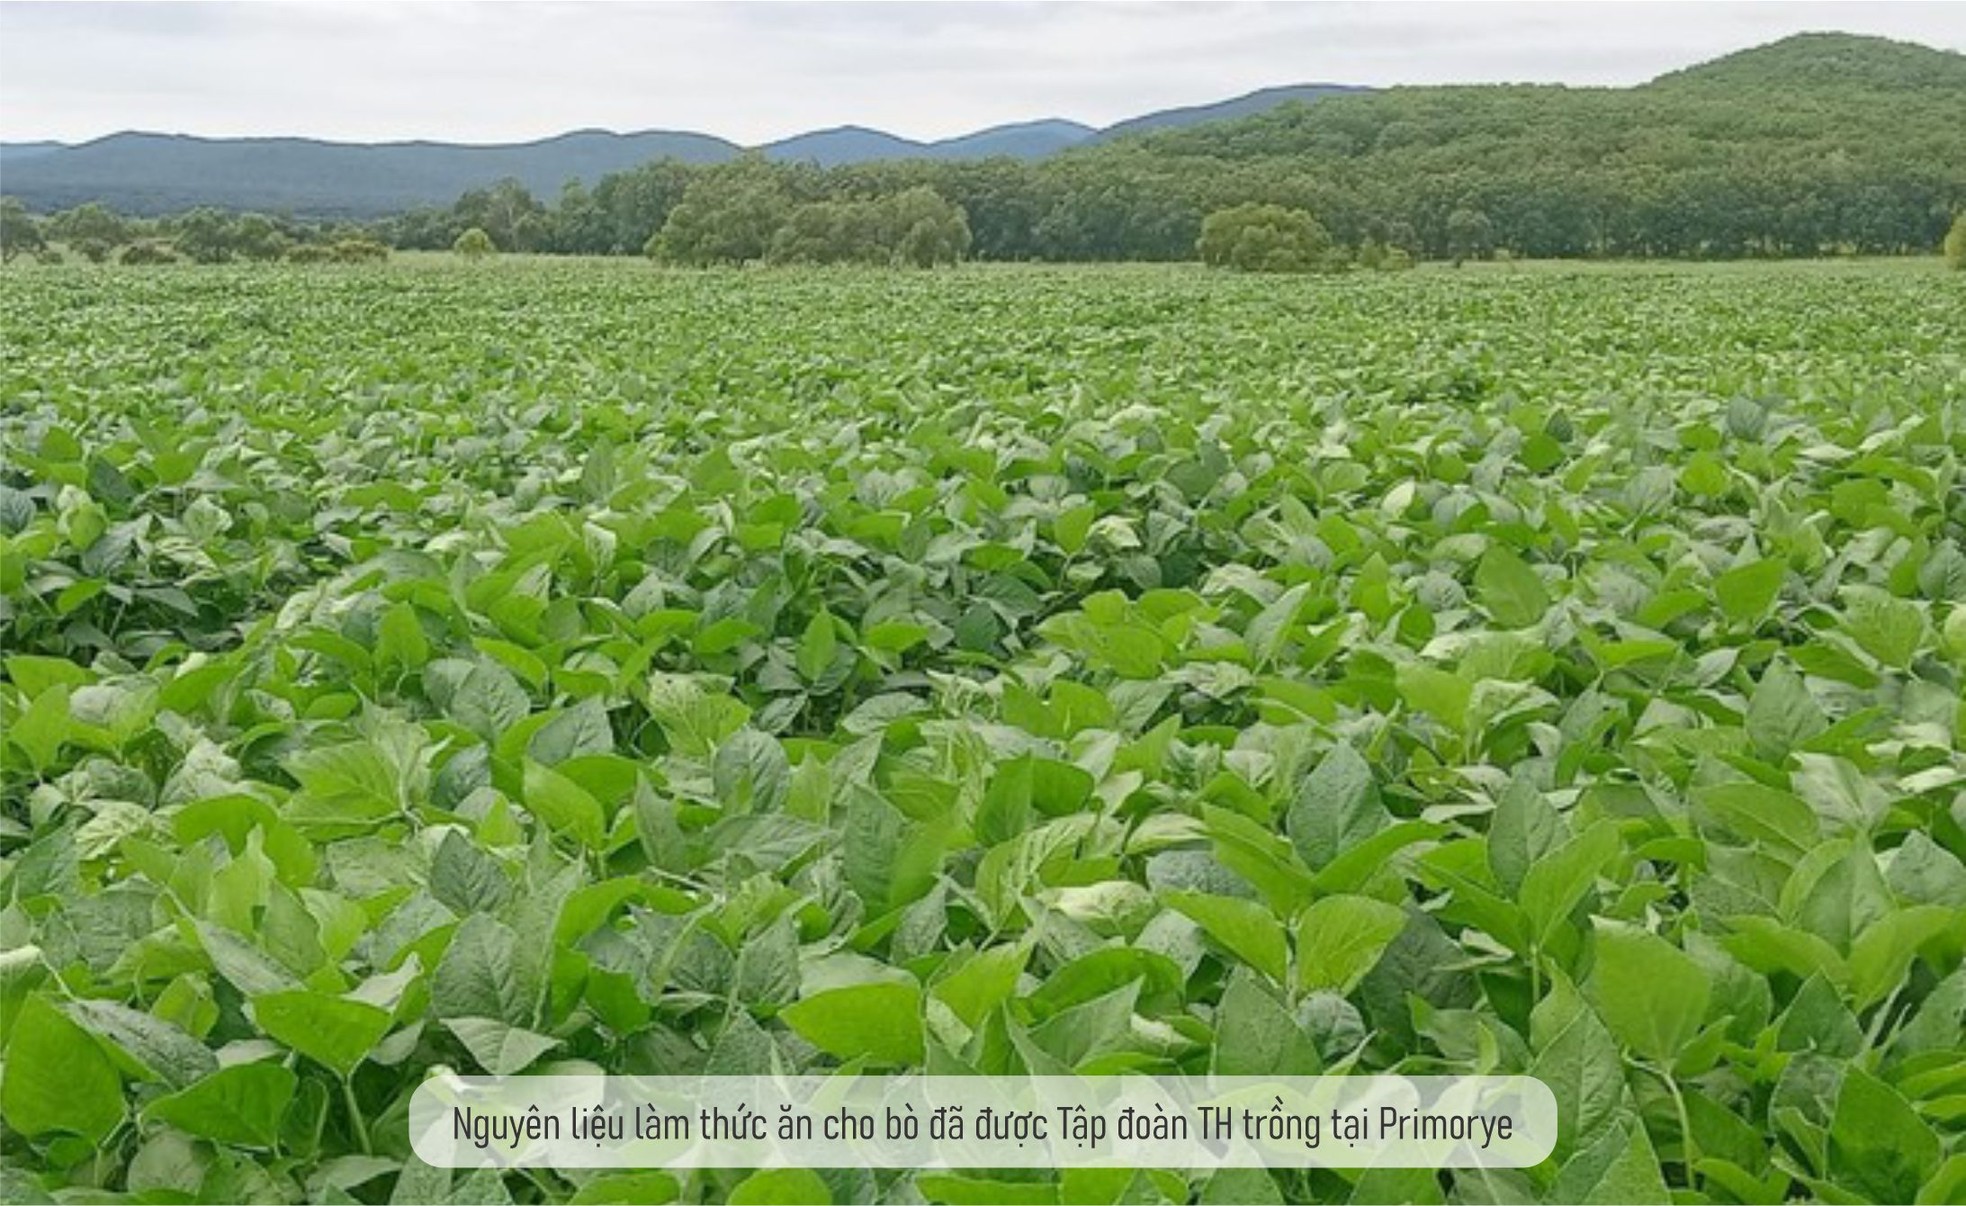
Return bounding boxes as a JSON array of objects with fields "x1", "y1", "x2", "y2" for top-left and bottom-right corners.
[
  {"x1": 3, "y1": 260, "x2": 1965, "y2": 1206},
  {"x1": 0, "y1": 203, "x2": 389, "y2": 267},
  {"x1": 1196, "y1": 205, "x2": 1335, "y2": 273},
  {"x1": 0, "y1": 199, "x2": 45, "y2": 263},
  {"x1": 359, "y1": 34, "x2": 1965, "y2": 263},
  {"x1": 639, "y1": 169, "x2": 969, "y2": 268}
]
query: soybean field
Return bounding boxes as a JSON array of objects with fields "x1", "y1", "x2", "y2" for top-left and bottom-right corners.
[{"x1": 2, "y1": 260, "x2": 1965, "y2": 1204}]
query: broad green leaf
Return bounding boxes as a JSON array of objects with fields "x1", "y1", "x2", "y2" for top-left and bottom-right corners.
[
  {"x1": 1245, "y1": 583, "x2": 1310, "y2": 668},
  {"x1": 1777, "y1": 972, "x2": 1862, "y2": 1057},
  {"x1": 441, "y1": 659, "x2": 532, "y2": 742},
  {"x1": 5, "y1": 654, "x2": 92, "y2": 698},
  {"x1": 914, "y1": 1176, "x2": 1056, "y2": 1206},
  {"x1": 1829, "y1": 1066, "x2": 1941, "y2": 1204},
  {"x1": 1848, "y1": 905, "x2": 1958, "y2": 1011},
  {"x1": 1025, "y1": 947, "x2": 1182, "y2": 1019},
  {"x1": 1204, "y1": 804, "x2": 1318, "y2": 917},
  {"x1": 528, "y1": 697, "x2": 614, "y2": 766},
  {"x1": 930, "y1": 944, "x2": 1030, "y2": 1029},
  {"x1": 430, "y1": 829, "x2": 513, "y2": 915},
  {"x1": 1518, "y1": 820, "x2": 1619, "y2": 947},
  {"x1": 522, "y1": 758, "x2": 607, "y2": 850},
  {"x1": 1474, "y1": 546, "x2": 1551, "y2": 629},
  {"x1": 1587, "y1": 922, "x2": 1710, "y2": 1062},
  {"x1": 798, "y1": 610, "x2": 840, "y2": 681},
  {"x1": 1692, "y1": 781, "x2": 1818, "y2": 855},
  {"x1": 1199, "y1": 1169, "x2": 1285, "y2": 1206},
  {"x1": 1715, "y1": 557, "x2": 1784, "y2": 624},
  {"x1": 1294, "y1": 894, "x2": 1406, "y2": 995},
  {"x1": 645, "y1": 673, "x2": 750, "y2": 756},
  {"x1": 442, "y1": 1017, "x2": 562, "y2": 1075},
  {"x1": 1529, "y1": 975, "x2": 1626, "y2": 1164},
  {"x1": 1286, "y1": 742, "x2": 1390, "y2": 871},
  {"x1": 713, "y1": 728, "x2": 790, "y2": 813},
  {"x1": 1310, "y1": 819, "x2": 1446, "y2": 896},
  {"x1": 59, "y1": 997, "x2": 217, "y2": 1090},
  {"x1": 253, "y1": 990, "x2": 394, "y2": 1077},
  {"x1": 2, "y1": 994, "x2": 124, "y2": 1142},
  {"x1": 376, "y1": 602, "x2": 431, "y2": 676},
  {"x1": 193, "y1": 921, "x2": 301, "y2": 997},
  {"x1": 1721, "y1": 915, "x2": 1850, "y2": 986},
  {"x1": 1919, "y1": 1156, "x2": 1966, "y2": 1206},
  {"x1": 432, "y1": 913, "x2": 531, "y2": 1026},
  {"x1": 1166, "y1": 891, "x2": 1289, "y2": 984},
  {"x1": 1028, "y1": 757, "x2": 1094, "y2": 816},
  {"x1": 780, "y1": 981, "x2": 924, "y2": 1066},
  {"x1": 1395, "y1": 662, "x2": 1471, "y2": 732},
  {"x1": 143, "y1": 1062, "x2": 296, "y2": 1150},
  {"x1": 1488, "y1": 778, "x2": 1563, "y2": 896},
  {"x1": 1553, "y1": 1120, "x2": 1671, "y2": 1205},
  {"x1": 1214, "y1": 968, "x2": 1319, "y2": 1075},
  {"x1": 9, "y1": 683, "x2": 71, "y2": 773},
  {"x1": 1842, "y1": 587, "x2": 1925, "y2": 670},
  {"x1": 1746, "y1": 659, "x2": 1825, "y2": 763}
]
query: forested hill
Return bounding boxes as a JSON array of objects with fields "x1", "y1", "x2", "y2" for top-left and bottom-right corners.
[
  {"x1": 1649, "y1": 28, "x2": 1966, "y2": 89},
  {"x1": 358, "y1": 31, "x2": 1966, "y2": 263},
  {"x1": 1021, "y1": 32, "x2": 1966, "y2": 259},
  {"x1": 1087, "y1": 84, "x2": 1368, "y2": 142}
]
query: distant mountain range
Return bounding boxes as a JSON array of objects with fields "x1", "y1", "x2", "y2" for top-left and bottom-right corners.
[
  {"x1": 0, "y1": 85, "x2": 1365, "y2": 217},
  {"x1": 1089, "y1": 84, "x2": 1366, "y2": 142},
  {"x1": 0, "y1": 141, "x2": 65, "y2": 164}
]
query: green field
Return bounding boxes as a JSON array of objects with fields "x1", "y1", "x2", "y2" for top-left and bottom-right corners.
[{"x1": 3, "y1": 260, "x2": 1965, "y2": 1205}]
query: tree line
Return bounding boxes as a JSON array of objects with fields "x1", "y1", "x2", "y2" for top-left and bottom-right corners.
[
  {"x1": 0, "y1": 198, "x2": 388, "y2": 265},
  {"x1": 364, "y1": 37, "x2": 1966, "y2": 266},
  {"x1": 6, "y1": 35, "x2": 1962, "y2": 268}
]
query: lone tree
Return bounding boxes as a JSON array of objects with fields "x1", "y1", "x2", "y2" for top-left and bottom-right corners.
[
  {"x1": 231, "y1": 213, "x2": 290, "y2": 263},
  {"x1": 172, "y1": 208, "x2": 236, "y2": 264},
  {"x1": 1197, "y1": 203, "x2": 1333, "y2": 273},
  {"x1": 47, "y1": 202, "x2": 127, "y2": 250},
  {"x1": 1446, "y1": 206, "x2": 1496, "y2": 263},
  {"x1": 652, "y1": 158, "x2": 791, "y2": 266},
  {"x1": 1946, "y1": 212, "x2": 1966, "y2": 270},
  {"x1": 883, "y1": 187, "x2": 971, "y2": 267},
  {"x1": 453, "y1": 227, "x2": 496, "y2": 259},
  {"x1": 1, "y1": 198, "x2": 45, "y2": 263}
]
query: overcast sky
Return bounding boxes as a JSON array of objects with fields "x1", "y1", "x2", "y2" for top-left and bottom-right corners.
[{"x1": 3, "y1": 2, "x2": 1962, "y2": 146}]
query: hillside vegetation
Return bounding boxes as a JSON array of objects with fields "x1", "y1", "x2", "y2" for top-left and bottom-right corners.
[
  {"x1": 368, "y1": 33, "x2": 1966, "y2": 263},
  {"x1": 1060, "y1": 33, "x2": 1966, "y2": 258},
  {"x1": 4, "y1": 33, "x2": 1962, "y2": 264}
]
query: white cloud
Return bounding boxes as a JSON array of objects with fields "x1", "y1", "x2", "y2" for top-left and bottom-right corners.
[{"x1": 1, "y1": 1, "x2": 1961, "y2": 144}]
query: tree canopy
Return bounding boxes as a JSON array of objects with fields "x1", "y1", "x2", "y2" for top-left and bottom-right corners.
[
  {"x1": 366, "y1": 33, "x2": 1966, "y2": 265},
  {"x1": 1197, "y1": 204, "x2": 1334, "y2": 273},
  {"x1": 0, "y1": 198, "x2": 45, "y2": 262}
]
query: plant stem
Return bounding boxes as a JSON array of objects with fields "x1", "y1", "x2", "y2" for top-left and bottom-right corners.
[
  {"x1": 342, "y1": 1076, "x2": 372, "y2": 1155},
  {"x1": 1639, "y1": 1060, "x2": 1699, "y2": 1190}
]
